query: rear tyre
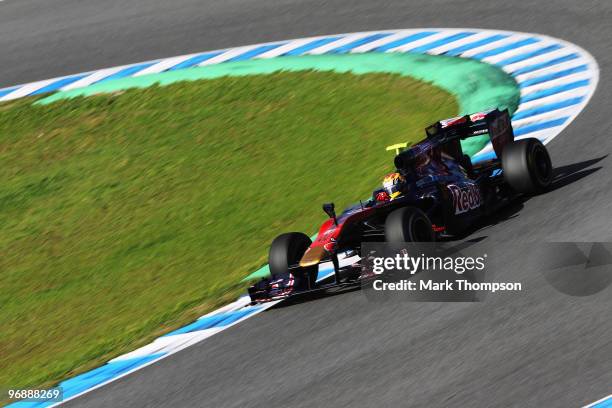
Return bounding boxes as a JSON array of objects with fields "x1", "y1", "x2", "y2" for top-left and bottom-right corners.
[
  {"x1": 385, "y1": 207, "x2": 435, "y2": 242},
  {"x1": 501, "y1": 138, "x2": 553, "y2": 194},
  {"x1": 269, "y1": 232, "x2": 318, "y2": 289}
]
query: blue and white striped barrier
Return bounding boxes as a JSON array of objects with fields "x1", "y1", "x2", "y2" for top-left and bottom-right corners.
[{"x1": 4, "y1": 29, "x2": 600, "y2": 407}]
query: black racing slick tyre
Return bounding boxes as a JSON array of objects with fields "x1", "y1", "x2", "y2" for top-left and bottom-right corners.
[
  {"x1": 268, "y1": 232, "x2": 317, "y2": 289},
  {"x1": 501, "y1": 138, "x2": 553, "y2": 194},
  {"x1": 385, "y1": 207, "x2": 435, "y2": 243}
]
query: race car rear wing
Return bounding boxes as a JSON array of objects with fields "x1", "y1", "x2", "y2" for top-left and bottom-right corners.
[{"x1": 425, "y1": 108, "x2": 514, "y2": 159}]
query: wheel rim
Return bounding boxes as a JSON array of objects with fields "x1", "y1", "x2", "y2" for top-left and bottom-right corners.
[
  {"x1": 411, "y1": 216, "x2": 432, "y2": 242},
  {"x1": 533, "y1": 146, "x2": 552, "y2": 184}
]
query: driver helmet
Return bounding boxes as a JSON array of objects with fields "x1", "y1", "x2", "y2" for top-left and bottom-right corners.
[{"x1": 382, "y1": 172, "x2": 406, "y2": 199}]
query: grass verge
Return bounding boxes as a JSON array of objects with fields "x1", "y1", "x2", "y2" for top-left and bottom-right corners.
[{"x1": 0, "y1": 71, "x2": 457, "y2": 392}]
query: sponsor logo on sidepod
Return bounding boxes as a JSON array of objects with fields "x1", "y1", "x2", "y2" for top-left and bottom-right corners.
[{"x1": 448, "y1": 184, "x2": 482, "y2": 214}]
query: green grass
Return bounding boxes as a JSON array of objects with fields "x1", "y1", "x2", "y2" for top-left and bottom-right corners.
[{"x1": 0, "y1": 71, "x2": 457, "y2": 391}]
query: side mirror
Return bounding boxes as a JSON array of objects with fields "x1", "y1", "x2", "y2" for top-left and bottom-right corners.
[{"x1": 322, "y1": 203, "x2": 337, "y2": 225}]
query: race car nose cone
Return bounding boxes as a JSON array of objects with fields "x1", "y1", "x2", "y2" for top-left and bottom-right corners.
[{"x1": 299, "y1": 246, "x2": 327, "y2": 267}]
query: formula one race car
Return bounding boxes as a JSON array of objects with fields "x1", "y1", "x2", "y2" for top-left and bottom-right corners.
[{"x1": 248, "y1": 108, "x2": 553, "y2": 302}]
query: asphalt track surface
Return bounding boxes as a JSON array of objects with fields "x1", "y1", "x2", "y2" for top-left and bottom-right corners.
[{"x1": 2, "y1": 0, "x2": 611, "y2": 407}]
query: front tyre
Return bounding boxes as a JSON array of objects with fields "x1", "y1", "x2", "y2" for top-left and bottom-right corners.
[
  {"x1": 501, "y1": 138, "x2": 553, "y2": 194},
  {"x1": 385, "y1": 207, "x2": 435, "y2": 242},
  {"x1": 268, "y1": 232, "x2": 317, "y2": 289}
]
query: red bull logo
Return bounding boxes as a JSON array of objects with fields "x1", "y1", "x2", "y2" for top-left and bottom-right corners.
[{"x1": 448, "y1": 183, "x2": 482, "y2": 214}]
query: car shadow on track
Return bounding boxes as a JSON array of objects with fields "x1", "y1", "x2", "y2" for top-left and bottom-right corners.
[
  {"x1": 268, "y1": 156, "x2": 607, "y2": 308},
  {"x1": 547, "y1": 155, "x2": 607, "y2": 192},
  {"x1": 466, "y1": 155, "x2": 607, "y2": 236}
]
